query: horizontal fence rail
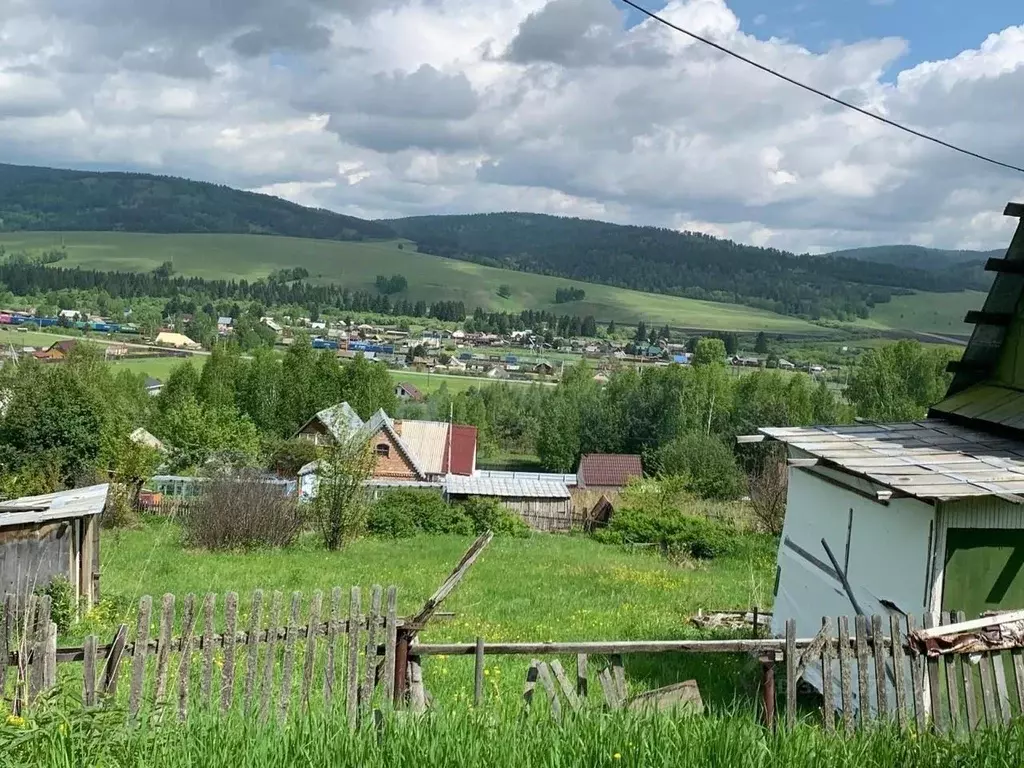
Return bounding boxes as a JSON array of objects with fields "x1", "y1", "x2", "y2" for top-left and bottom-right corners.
[{"x1": 5, "y1": 591, "x2": 1024, "y2": 737}]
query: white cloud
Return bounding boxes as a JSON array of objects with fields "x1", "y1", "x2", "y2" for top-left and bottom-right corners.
[{"x1": 0, "y1": 0, "x2": 1022, "y2": 252}]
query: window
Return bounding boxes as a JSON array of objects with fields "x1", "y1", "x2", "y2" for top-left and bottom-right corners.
[{"x1": 375, "y1": 443, "x2": 390, "y2": 457}]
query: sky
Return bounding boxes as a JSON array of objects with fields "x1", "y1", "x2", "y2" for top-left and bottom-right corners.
[{"x1": 0, "y1": 0, "x2": 1022, "y2": 254}]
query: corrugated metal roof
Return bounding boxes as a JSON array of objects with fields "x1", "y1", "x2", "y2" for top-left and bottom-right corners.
[
  {"x1": 476, "y1": 470, "x2": 578, "y2": 487},
  {"x1": 760, "y1": 420, "x2": 1024, "y2": 502},
  {"x1": 397, "y1": 420, "x2": 449, "y2": 475},
  {"x1": 445, "y1": 475, "x2": 570, "y2": 499},
  {"x1": 0, "y1": 483, "x2": 109, "y2": 528}
]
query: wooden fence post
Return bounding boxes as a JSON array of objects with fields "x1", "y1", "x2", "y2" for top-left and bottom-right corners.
[
  {"x1": 345, "y1": 586, "x2": 361, "y2": 728},
  {"x1": 760, "y1": 656, "x2": 775, "y2": 730},
  {"x1": 474, "y1": 637, "x2": 485, "y2": 706},
  {"x1": 360, "y1": 586, "x2": 383, "y2": 714},
  {"x1": 222, "y1": 592, "x2": 238, "y2": 713},
  {"x1": 129, "y1": 595, "x2": 153, "y2": 719},
  {"x1": 820, "y1": 617, "x2": 834, "y2": 733},
  {"x1": 837, "y1": 616, "x2": 854, "y2": 735},
  {"x1": 785, "y1": 618, "x2": 796, "y2": 730}
]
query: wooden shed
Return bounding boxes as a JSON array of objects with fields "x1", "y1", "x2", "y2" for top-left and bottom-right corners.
[
  {"x1": 0, "y1": 483, "x2": 108, "y2": 607},
  {"x1": 445, "y1": 474, "x2": 573, "y2": 532},
  {"x1": 752, "y1": 202, "x2": 1024, "y2": 711}
]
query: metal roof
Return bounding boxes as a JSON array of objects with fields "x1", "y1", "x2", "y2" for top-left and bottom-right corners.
[
  {"x1": 0, "y1": 483, "x2": 109, "y2": 528},
  {"x1": 475, "y1": 470, "x2": 578, "y2": 487},
  {"x1": 760, "y1": 419, "x2": 1024, "y2": 502},
  {"x1": 397, "y1": 420, "x2": 449, "y2": 475},
  {"x1": 445, "y1": 475, "x2": 570, "y2": 499}
]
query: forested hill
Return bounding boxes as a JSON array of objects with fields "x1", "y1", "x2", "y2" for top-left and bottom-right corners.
[
  {"x1": 824, "y1": 245, "x2": 998, "y2": 270},
  {"x1": 0, "y1": 164, "x2": 395, "y2": 240},
  {"x1": 386, "y1": 212, "x2": 989, "y2": 322}
]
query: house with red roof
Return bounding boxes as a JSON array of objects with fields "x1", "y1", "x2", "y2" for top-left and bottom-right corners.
[{"x1": 295, "y1": 402, "x2": 476, "y2": 486}]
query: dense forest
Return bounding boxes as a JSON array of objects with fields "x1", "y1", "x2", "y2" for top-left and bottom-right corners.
[
  {"x1": 0, "y1": 164, "x2": 394, "y2": 240},
  {"x1": 387, "y1": 213, "x2": 989, "y2": 321}
]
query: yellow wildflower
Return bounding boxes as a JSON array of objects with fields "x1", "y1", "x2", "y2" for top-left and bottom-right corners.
[
  {"x1": 613, "y1": 753, "x2": 621, "y2": 760},
  {"x1": 5, "y1": 715, "x2": 25, "y2": 728},
  {"x1": 484, "y1": 669, "x2": 490, "y2": 676}
]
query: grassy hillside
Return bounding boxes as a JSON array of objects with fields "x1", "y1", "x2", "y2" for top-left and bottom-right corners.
[
  {"x1": 0, "y1": 231, "x2": 820, "y2": 332},
  {"x1": 0, "y1": 163, "x2": 393, "y2": 240},
  {"x1": 851, "y1": 290, "x2": 986, "y2": 336}
]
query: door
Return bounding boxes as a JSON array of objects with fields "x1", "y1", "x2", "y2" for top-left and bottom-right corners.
[{"x1": 942, "y1": 527, "x2": 1024, "y2": 617}]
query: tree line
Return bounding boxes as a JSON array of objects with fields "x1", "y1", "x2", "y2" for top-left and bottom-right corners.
[
  {"x1": 0, "y1": 262, "x2": 603, "y2": 334},
  {"x1": 0, "y1": 335, "x2": 399, "y2": 495}
]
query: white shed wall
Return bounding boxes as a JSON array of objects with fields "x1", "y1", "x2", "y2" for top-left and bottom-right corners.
[
  {"x1": 772, "y1": 468, "x2": 936, "y2": 638},
  {"x1": 772, "y1": 467, "x2": 937, "y2": 713}
]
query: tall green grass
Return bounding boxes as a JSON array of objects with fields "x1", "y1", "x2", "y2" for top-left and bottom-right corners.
[{"x1": 3, "y1": 698, "x2": 1021, "y2": 768}]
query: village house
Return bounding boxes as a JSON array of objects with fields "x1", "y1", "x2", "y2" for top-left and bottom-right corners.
[
  {"x1": 155, "y1": 331, "x2": 202, "y2": 350},
  {"x1": 753, "y1": 201, "x2": 1024, "y2": 709},
  {"x1": 31, "y1": 338, "x2": 81, "y2": 362},
  {"x1": 395, "y1": 382, "x2": 425, "y2": 402},
  {"x1": 295, "y1": 401, "x2": 478, "y2": 485}
]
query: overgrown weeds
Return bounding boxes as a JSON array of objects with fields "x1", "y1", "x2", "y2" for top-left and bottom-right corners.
[
  {"x1": 181, "y1": 469, "x2": 303, "y2": 550},
  {"x1": 3, "y1": 703, "x2": 1022, "y2": 768}
]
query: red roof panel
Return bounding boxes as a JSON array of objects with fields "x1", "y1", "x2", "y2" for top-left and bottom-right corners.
[
  {"x1": 577, "y1": 454, "x2": 643, "y2": 487},
  {"x1": 444, "y1": 424, "x2": 477, "y2": 476}
]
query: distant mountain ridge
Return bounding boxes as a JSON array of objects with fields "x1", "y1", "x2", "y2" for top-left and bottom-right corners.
[
  {"x1": 385, "y1": 212, "x2": 990, "y2": 322},
  {"x1": 824, "y1": 244, "x2": 1000, "y2": 270},
  {"x1": 0, "y1": 162, "x2": 993, "y2": 323},
  {"x1": 0, "y1": 163, "x2": 395, "y2": 241}
]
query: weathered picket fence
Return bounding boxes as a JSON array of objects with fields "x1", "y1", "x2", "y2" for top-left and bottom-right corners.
[
  {"x1": 1, "y1": 586, "x2": 400, "y2": 726},
  {"x1": 410, "y1": 610, "x2": 1024, "y2": 733}
]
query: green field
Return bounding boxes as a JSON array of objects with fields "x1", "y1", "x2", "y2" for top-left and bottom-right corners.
[
  {"x1": 0, "y1": 231, "x2": 820, "y2": 333},
  {"x1": 94, "y1": 519, "x2": 774, "y2": 708},
  {"x1": 851, "y1": 290, "x2": 985, "y2": 336},
  {"x1": 108, "y1": 356, "x2": 195, "y2": 380}
]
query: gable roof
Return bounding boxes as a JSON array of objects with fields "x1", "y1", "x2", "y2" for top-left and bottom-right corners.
[
  {"x1": 577, "y1": 454, "x2": 643, "y2": 487},
  {"x1": 49, "y1": 339, "x2": 79, "y2": 354},
  {"x1": 365, "y1": 409, "x2": 427, "y2": 480},
  {"x1": 295, "y1": 402, "x2": 365, "y2": 443},
  {"x1": 396, "y1": 382, "x2": 423, "y2": 399},
  {"x1": 396, "y1": 420, "x2": 449, "y2": 475},
  {"x1": 931, "y1": 203, "x2": 1024, "y2": 434}
]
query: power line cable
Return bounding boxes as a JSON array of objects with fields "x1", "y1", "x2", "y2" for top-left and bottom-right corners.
[{"x1": 617, "y1": 0, "x2": 1024, "y2": 176}]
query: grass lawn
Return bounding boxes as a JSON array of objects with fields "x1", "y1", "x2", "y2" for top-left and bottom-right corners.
[
  {"x1": 107, "y1": 356, "x2": 191, "y2": 380},
  {"x1": 0, "y1": 231, "x2": 820, "y2": 332},
  {"x1": 850, "y1": 290, "x2": 985, "y2": 336},
  {"x1": 95, "y1": 520, "x2": 776, "y2": 708},
  {"x1": 394, "y1": 369, "x2": 542, "y2": 395}
]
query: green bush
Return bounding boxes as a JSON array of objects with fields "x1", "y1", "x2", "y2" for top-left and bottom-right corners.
[
  {"x1": 594, "y1": 507, "x2": 736, "y2": 559},
  {"x1": 655, "y1": 433, "x2": 746, "y2": 500},
  {"x1": 367, "y1": 490, "x2": 473, "y2": 538},
  {"x1": 459, "y1": 496, "x2": 530, "y2": 537},
  {"x1": 36, "y1": 575, "x2": 77, "y2": 635}
]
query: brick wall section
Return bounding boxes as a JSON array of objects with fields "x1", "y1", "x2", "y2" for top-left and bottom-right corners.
[{"x1": 369, "y1": 429, "x2": 418, "y2": 479}]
